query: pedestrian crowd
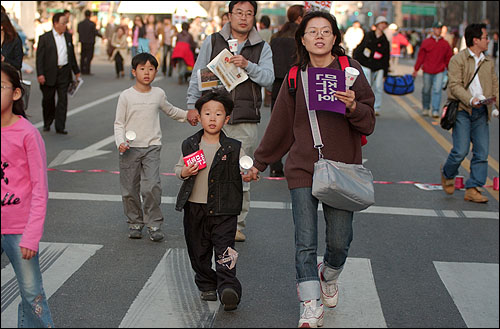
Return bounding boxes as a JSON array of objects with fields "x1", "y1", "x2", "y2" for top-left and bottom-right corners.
[{"x1": 1, "y1": 2, "x2": 498, "y2": 328}]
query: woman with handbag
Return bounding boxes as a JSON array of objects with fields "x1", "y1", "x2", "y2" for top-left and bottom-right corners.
[
  {"x1": 109, "y1": 26, "x2": 127, "y2": 78},
  {"x1": 246, "y1": 11, "x2": 375, "y2": 328}
]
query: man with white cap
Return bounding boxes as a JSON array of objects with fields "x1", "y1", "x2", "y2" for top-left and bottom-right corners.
[{"x1": 353, "y1": 16, "x2": 391, "y2": 116}]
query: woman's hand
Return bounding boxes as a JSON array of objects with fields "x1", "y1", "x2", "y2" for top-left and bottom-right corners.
[
  {"x1": 335, "y1": 90, "x2": 356, "y2": 111},
  {"x1": 20, "y1": 247, "x2": 37, "y2": 260}
]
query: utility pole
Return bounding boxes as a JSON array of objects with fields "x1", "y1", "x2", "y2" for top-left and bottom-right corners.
[{"x1": 393, "y1": 1, "x2": 403, "y2": 28}]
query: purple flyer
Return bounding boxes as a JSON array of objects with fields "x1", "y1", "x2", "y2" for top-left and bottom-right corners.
[{"x1": 308, "y1": 67, "x2": 346, "y2": 114}]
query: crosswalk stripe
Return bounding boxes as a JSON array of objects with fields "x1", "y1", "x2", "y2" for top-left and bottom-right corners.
[
  {"x1": 317, "y1": 257, "x2": 387, "y2": 328},
  {"x1": 119, "y1": 248, "x2": 218, "y2": 328},
  {"x1": 434, "y1": 261, "x2": 499, "y2": 328},
  {"x1": 1, "y1": 242, "x2": 103, "y2": 328}
]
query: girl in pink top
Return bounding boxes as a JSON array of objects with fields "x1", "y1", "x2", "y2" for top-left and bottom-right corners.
[{"x1": 1, "y1": 62, "x2": 54, "y2": 327}]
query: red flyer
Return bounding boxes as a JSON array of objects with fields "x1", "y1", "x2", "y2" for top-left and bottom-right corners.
[{"x1": 183, "y1": 150, "x2": 207, "y2": 170}]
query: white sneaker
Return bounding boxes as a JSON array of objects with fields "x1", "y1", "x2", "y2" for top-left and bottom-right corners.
[
  {"x1": 298, "y1": 300, "x2": 324, "y2": 328},
  {"x1": 318, "y1": 262, "x2": 338, "y2": 308},
  {"x1": 422, "y1": 109, "x2": 430, "y2": 117}
]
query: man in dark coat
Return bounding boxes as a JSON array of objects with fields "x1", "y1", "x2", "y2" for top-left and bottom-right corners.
[
  {"x1": 36, "y1": 12, "x2": 80, "y2": 134},
  {"x1": 77, "y1": 9, "x2": 102, "y2": 75}
]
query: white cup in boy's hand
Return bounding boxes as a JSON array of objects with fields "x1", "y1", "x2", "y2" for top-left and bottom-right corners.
[
  {"x1": 239, "y1": 155, "x2": 253, "y2": 171},
  {"x1": 120, "y1": 130, "x2": 137, "y2": 155}
]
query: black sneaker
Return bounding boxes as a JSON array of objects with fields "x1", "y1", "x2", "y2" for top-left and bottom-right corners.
[
  {"x1": 148, "y1": 227, "x2": 164, "y2": 242},
  {"x1": 221, "y1": 288, "x2": 239, "y2": 311},
  {"x1": 128, "y1": 226, "x2": 142, "y2": 239},
  {"x1": 200, "y1": 290, "x2": 217, "y2": 301}
]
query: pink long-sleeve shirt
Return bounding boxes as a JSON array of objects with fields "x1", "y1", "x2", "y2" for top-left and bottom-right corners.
[{"x1": 1, "y1": 116, "x2": 48, "y2": 252}]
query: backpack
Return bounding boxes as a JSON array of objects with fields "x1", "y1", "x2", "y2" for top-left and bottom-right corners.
[{"x1": 287, "y1": 56, "x2": 368, "y2": 146}]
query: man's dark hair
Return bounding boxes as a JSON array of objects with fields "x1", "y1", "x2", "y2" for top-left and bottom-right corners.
[
  {"x1": 131, "y1": 52, "x2": 158, "y2": 70},
  {"x1": 465, "y1": 23, "x2": 487, "y2": 47},
  {"x1": 195, "y1": 88, "x2": 234, "y2": 116},
  {"x1": 52, "y1": 12, "x2": 65, "y2": 25},
  {"x1": 85, "y1": 10, "x2": 91, "y2": 18},
  {"x1": 260, "y1": 15, "x2": 270, "y2": 28},
  {"x1": 229, "y1": 1, "x2": 258, "y2": 15},
  {"x1": 181, "y1": 22, "x2": 190, "y2": 31},
  {"x1": 63, "y1": 9, "x2": 70, "y2": 15}
]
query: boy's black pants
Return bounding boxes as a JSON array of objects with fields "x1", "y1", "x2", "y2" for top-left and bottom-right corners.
[{"x1": 183, "y1": 202, "x2": 242, "y2": 301}]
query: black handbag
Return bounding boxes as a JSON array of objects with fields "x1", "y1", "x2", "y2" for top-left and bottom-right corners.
[
  {"x1": 440, "y1": 100, "x2": 459, "y2": 130},
  {"x1": 440, "y1": 63, "x2": 482, "y2": 130}
]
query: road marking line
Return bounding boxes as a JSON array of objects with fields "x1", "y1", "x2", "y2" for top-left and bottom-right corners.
[
  {"x1": 434, "y1": 261, "x2": 499, "y2": 328},
  {"x1": 318, "y1": 257, "x2": 387, "y2": 328},
  {"x1": 48, "y1": 192, "x2": 499, "y2": 220},
  {"x1": 1, "y1": 242, "x2": 103, "y2": 328},
  {"x1": 119, "y1": 248, "x2": 218, "y2": 328},
  {"x1": 33, "y1": 77, "x2": 164, "y2": 128},
  {"x1": 392, "y1": 94, "x2": 498, "y2": 201}
]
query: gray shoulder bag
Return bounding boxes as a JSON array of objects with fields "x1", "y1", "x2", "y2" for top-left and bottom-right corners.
[{"x1": 301, "y1": 69, "x2": 375, "y2": 211}]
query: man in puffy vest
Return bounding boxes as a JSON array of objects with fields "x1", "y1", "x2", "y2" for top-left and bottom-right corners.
[{"x1": 186, "y1": 1, "x2": 274, "y2": 242}]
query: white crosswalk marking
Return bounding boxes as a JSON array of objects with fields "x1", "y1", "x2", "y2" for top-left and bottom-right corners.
[
  {"x1": 1, "y1": 242, "x2": 103, "y2": 328},
  {"x1": 119, "y1": 248, "x2": 219, "y2": 328},
  {"x1": 434, "y1": 261, "x2": 499, "y2": 328},
  {"x1": 317, "y1": 257, "x2": 387, "y2": 328}
]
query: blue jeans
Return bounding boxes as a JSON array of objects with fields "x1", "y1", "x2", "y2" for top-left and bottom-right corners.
[
  {"x1": 361, "y1": 66, "x2": 384, "y2": 113},
  {"x1": 290, "y1": 188, "x2": 354, "y2": 301},
  {"x1": 1, "y1": 235, "x2": 54, "y2": 328},
  {"x1": 442, "y1": 106, "x2": 489, "y2": 189},
  {"x1": 422, "y1": 71, "x2": 444, "y2": 114}
]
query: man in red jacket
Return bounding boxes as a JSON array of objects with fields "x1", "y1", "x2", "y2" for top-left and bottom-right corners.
[{"x1": 412, "y1": 21, "x2": 453, "y2": 118}]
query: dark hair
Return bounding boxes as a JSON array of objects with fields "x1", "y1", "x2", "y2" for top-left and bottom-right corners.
[
  {"x1": 260, "y1": 15, "x2": 270, "y2": 28},
  {"x1": 52, "y1": 12, "x2": 65, "y2": 25},
  {"x1": 181, "y1": 22, "x2": 190, "y2": 31},
  {"x1": 229, "y1": 1, "x2": 258, "y2": 15},
  {"x1": 1, "y1": 62, "x2": 26, "y2": 118},
  {"x1": 63, "y1": 9, "x2": 70, "y2": 15},
  {"x1": 295, "y1": 11, "x2": 345, "y2": 70},
  {"x1": 465, "y1": 23, "x2": 487, "y2": 47},
  {"x1": 277, "y1": 5, "x2": 305, "y2": 38},
  {"x1": 195, "y1": 88, "x2": 234, "y2": 116},
  {"x1": 1, "y1": 12, "x2": 18, "y2": 43},
  {"x1": 84, "y1": 10, "x2": 91, "y2": 18},
  {"x1": 131, "y1": 52, "x2": 158, "y2": 69}
]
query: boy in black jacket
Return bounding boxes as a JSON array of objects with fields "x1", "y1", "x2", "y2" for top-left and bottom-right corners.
[
  {"x1": 353, "y1": 16, "x2": 390, "y2": 116},
  {"x1": 175, "y1": 89, "x2": 251, "y2": 311}
]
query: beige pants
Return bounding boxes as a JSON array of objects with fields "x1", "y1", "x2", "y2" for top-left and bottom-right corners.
[{"x1": 222, "y1": 122, "x2": 259, "y2": 231}]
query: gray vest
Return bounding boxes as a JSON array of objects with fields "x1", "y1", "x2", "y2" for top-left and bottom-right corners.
[{"x1": 210, "y1": 33, "x2": 265, "y2": 124}]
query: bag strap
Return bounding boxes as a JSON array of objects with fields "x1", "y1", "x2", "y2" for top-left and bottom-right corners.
[
  {"x1": 338, "y1": 55, "x2": 349, "y2": 71},
  {"x1": 465, "y1": 61, "x2": 483, "y2": 89},
  {"x1": 287, "y1": 66, "x2": 299, "y2": 96},
  {"x1": 300, "y1": 69, "x2": 324, "y2": 159}
]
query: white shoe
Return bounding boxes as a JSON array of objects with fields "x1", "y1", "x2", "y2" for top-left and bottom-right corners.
[
  {"x1": 422, "y1": 109, "x2": 430, "y2": 117},
  {"x1": 318, "y1": 262, "x2": 338, "y2": 308},
  {"x1": 298, "y1": 300, "x2": 324, "y2": 328}
]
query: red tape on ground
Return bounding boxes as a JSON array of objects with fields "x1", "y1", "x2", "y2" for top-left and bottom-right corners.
[{"x1": 46, "y1": 168, "x2": 496, "y2": 188}]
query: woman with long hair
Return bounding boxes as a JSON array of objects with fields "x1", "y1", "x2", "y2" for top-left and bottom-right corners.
[
  {"x1": 247, "y1": 11, "x2": 375, "y2": 327},
  {"x1": 1, "y1": 12, "x2": 24, "y2": 71},
  {"x1": 109, "y1": 26, "x2": 127, "y2": 78}
]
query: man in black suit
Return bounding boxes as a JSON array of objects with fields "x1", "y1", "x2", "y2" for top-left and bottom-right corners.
[
  {"x1": 77, "y1": 10, "x2": 102, "y2": 75},
  {"x1": 36, "y1": 12, "x2": 80, "y2": 134}
]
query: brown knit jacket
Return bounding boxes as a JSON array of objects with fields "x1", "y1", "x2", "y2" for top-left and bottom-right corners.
[{"x1": 253, "y1": 57, "x2": 376, "y2": 190}]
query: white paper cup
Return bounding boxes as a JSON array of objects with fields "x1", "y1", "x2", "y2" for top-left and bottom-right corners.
[
  {"x1": 125, "y1": 130, "x2": 136, "y2": 141},
  {"x1": 345, "y1": 67, "x2": 360, "y2": 89},
  {"x1": 228, "y1": 39, "x2": 238, "y2": 53},
  {"x1": 239, "y1": 156, "x2": 253, "y2": 170}
]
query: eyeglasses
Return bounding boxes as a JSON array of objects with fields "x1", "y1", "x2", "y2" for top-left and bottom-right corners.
[
  {"x1": 0, "y1": 85, "x2": 14, "y2": 91},
  {"x1": 304, "y1": 29, "x2": 333, "y2": 38},
  {"x1": 231, "y1": 10, "x2": 255, "y2": 18}
]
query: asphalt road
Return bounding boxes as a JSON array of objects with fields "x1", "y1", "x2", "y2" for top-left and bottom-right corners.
[{"x1": 1, "y1": 52, "x2": 499, "y2": 328}]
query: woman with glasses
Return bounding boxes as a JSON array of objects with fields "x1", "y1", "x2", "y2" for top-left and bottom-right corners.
[{"x1": 247, "y1": 10, "x2": 375, "y2": 327}]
